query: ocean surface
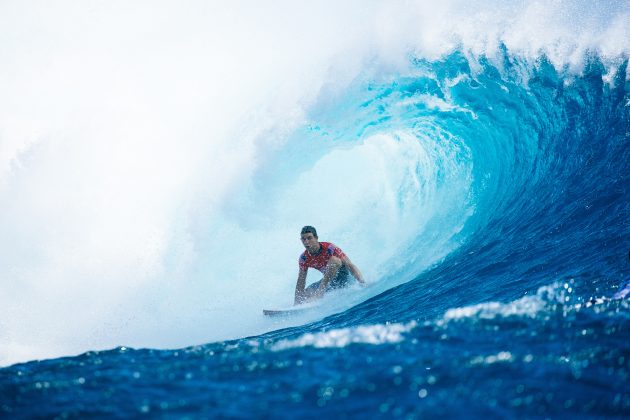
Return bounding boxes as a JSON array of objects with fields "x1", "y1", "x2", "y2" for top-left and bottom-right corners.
[{"x1": 1, "y1": 2, "x2": 629, "y2": 418}]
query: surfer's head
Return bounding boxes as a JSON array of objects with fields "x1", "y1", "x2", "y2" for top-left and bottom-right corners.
[
  {"x1": 300, "y1": 226, "x2": 320, "y2": 254},
  {"x1": 301, "y1": 226, "x2": 317, "y2": 238}
]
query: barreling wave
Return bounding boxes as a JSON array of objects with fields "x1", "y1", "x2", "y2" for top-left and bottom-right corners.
[
  {"x1": 2, "y1": 1, "x2": 629, "y2": 371},
  {"x1": 233, "y1": 47, "x2": 629, "y2": 319}
]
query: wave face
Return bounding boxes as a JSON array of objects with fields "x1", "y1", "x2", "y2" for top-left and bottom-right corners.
[
  {"x1": 3, "y1": 46, "x2": 629, "y2": 417},
  {"x1": 1, "y1": 1, "x2": 630, "y2": 417}
]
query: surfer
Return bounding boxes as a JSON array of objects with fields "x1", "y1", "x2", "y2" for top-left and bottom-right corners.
[{"x1": 294, "y1": 226, "x2": 365, "y2": 305}]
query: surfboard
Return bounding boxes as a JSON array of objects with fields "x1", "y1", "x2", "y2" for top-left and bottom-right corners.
[{"x1": 263, "y1": 308, "x2": 309, "y2": 317}]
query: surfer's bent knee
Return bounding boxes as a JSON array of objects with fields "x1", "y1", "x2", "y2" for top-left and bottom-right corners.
[{"x1": 327, "y1": 256, "x2": 342, "y2": 268}]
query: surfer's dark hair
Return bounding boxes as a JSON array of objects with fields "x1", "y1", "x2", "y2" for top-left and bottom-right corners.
[{"x1": 301, "y1": 226, "x2": 318, "y2": 238}]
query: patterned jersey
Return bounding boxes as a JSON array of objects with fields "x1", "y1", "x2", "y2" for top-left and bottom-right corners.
[{"x1": 298, "y1": 242, "x2": 347, "y2": 273}]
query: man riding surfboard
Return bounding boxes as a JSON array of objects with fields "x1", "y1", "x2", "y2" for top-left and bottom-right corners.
[{"x1": 294, "y1": 226, "x2": 365, "y2": 305}]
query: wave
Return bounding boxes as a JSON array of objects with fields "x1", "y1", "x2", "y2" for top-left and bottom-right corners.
[{"x1": 0, "y1": 0, "x2": 628, "y2": 368}]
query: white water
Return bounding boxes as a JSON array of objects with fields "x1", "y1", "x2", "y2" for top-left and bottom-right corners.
[{"x1": 1, "y1": 0, "x2": 627, "y2": 367}]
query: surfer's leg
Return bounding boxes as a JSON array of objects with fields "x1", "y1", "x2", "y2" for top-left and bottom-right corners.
[
  {"x1": 328, "y1": 265, "x2": 350, "y2": 290},
  {"x1": 303, "y1": 280, "x2": 322, "y2": 299}
]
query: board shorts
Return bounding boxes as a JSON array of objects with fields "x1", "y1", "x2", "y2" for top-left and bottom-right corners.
[{"x1": 305, "y1": 264, "x2": 351, "y2": 293}]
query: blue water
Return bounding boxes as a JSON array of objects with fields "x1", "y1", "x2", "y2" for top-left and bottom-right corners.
[{"x1": 2, "y1": 49, "x2": 629, "y2": 417}]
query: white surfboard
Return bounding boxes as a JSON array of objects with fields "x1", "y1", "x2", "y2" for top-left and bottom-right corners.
[
  {"x1": 262, "y1": 308, "x2": 309, "y2": 317},
  {"x1": 263, "y1": 301, "x2": 321, "y2": 317}
]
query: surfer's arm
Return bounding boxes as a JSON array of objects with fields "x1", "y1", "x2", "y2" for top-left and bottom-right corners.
[
  {"x1": 342, "y1": 256, "x2": 365, "y2": 285},
  {"x1": 294, "y1": 268, "x2": 308, "y2": 305}
]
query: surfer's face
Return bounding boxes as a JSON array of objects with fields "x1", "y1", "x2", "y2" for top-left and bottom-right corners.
[{"x1": 300, "y1": 233, "x2": 319, "y2": 253}]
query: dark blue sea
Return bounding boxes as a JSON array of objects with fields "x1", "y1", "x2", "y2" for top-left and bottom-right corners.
[{"x1": 2, "y1": 36, "x2": 630, "y2": 420}]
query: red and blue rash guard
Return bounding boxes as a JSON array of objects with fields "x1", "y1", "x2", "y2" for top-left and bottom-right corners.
[{"x1": 299, "y1": 242, "x2": 347, "y2": 273}]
